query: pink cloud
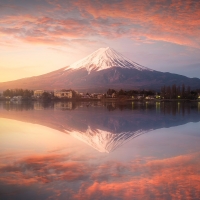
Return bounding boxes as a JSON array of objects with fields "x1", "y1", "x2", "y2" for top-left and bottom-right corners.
[
  {"x1": 73, "y1": 0, "x2": 200, "y2": 47},
  {"x1": 1, "y1": 152, "x2": 200, "y2": 199},
  {"x1": 0, "y1": 0, "x2": 199, "y2": 47}
]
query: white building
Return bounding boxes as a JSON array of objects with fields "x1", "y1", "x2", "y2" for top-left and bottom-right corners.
[
  {"x1": 54, "y1": 89, "x2": 72, "y2": 98},
  {"x1": 91, "y1": 93, "x2": 103, "y2": 99},
  {"x1": 34, "y1": 90, "x2": 44, "y2": 97},
  {"x1": 10, "y1": 96, "x2": 22, "y2": 101}
]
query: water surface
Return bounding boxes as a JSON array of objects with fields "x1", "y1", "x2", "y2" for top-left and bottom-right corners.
[{"x1": 0, "y1": 101, "x2": 200, "y2": 200}]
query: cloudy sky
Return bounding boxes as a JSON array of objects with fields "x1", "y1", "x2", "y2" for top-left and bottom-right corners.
[{"x1": 0, "y1": 0, "x2": 200, "y2": 82}]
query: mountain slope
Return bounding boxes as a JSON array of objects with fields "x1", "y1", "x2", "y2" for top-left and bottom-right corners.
[{"x1": 0, "y1": 47, "x2": 200, "y2": 91}]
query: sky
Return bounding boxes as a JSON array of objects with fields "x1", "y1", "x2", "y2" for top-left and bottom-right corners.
[{"x1": 0, "y1": 0, "x2": 200, "y2": 82}]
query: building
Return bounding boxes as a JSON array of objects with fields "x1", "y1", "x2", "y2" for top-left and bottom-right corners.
[
  {"x1": 137, "y1": 95, "x2": 144, "y2": 100},
  {"x1": 81, "y1": 93, "x2": 91, "y2": 98},
  {"x1": 145, "y1": 96, "x2": 155, "y2": 100},
  {"x1": 111, "y1": 93, "x2": 116, "y2": 98},
  {"x1": 54, "y1": 89, "x2": 72, "y2": 98},
  {"x1": 10, "y1": 96, "x2": 22, "y2": 101},
  {"x1": 91, "y1": 93, "x2": 103, "y2": 99},
  {"x1": 34, "y1": 90, "x2": 44, "y2": 97}
]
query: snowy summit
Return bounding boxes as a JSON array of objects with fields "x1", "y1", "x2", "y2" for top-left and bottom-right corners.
[{"x1": 66, "y1": 47, "x2": 152, "y2": 73}]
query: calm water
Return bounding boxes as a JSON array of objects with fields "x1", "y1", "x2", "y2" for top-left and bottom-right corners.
[{"x1": 0, "y1": 101, "x2": 200, "y2": 200}]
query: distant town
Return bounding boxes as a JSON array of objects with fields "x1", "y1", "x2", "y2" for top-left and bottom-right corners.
[{"x1": 0, "y1": 84, "x2": 200, "y2": 102}]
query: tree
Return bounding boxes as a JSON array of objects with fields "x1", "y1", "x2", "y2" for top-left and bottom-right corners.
[
  {"x1": 160, "y1": 86, "x2": 166, "y2": 99},
  {"x1": 107, "y1": 89, "x2": 116, "y2": 96},
  {"x1": 171, "y1": 84, "x2": 177, "y2": 99},
  {"x1": 166, "y1": 86, "x2": 171, "y2": 99},
  {"x1": 177, "y1": 86, "x2": 181, "y2": 97},
  {"x1": 118, "y1": 89, "x2": 125, "y2": 96},
  {"x1": 72, "y1": 90, "x2": 81, "y2": 99},
  {"x1": 187, "y1": 86, "x2": 191, "y2": 98},
  {"x1": 181, "y1": 84, "x2": 185, "y2": 98},
  {"x1": 190, "y1": 91, "x2": 198, "y2": 99},
  {"x1": 3, "y1": 89, "x2": 33, "y2": 98},
  {"x1": 42, "y1": 92, "x2": 51, "y2": 101}
]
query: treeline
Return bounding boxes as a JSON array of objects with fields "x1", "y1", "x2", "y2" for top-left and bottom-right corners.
[
  {"x1": 160, "y1": 84, "x2": 199, "y2": 99},
  {"x1": 106, "y1": 89, "x2": 155, "y2": 96},
  {"x1": 106, "y1": 86, "x2": 200, "y2": 100},
  {"x1": 3, "y1": 89, "x2": 33, "y2": 98}
]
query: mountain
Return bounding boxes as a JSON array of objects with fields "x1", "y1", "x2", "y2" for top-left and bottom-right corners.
[{"x1": 0, "y1": 47, "x2": 200, "y2": 91}]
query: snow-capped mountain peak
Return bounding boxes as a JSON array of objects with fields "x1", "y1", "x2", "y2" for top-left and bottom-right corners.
[{"x1": 66, "y1": 47, "x2": 153, "y2": 73}]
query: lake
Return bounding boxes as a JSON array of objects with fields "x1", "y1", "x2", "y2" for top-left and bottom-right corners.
[{"x1": 0, "y1": 101, "x2": 200, "y2": 200}]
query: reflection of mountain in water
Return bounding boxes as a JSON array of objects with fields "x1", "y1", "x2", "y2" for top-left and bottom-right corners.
[
  {"x1": 0, "y1": 101, "x2": 200, "y2": 153},
  {"x1": 69, "y1": 126, "x2": 150, "y2": 153}
]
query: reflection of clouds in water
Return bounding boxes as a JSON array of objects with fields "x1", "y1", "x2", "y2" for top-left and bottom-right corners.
[
  {"x1": 0, "y1": 153, "x2": 93, "y2": 185},
  {"x1": 0, "y1": 152, "x2": 200, "y2": 199}
]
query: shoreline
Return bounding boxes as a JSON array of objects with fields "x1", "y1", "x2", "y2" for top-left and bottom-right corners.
[
  {"x1": 101, "y1": 98, "x2": 200, "y2": 102},
  {"x1": 0, "y1": 98, "x2": 199, "y2": 103}
]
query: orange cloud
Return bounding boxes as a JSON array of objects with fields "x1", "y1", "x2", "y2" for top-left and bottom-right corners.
[
  {"x1": 76, "y1": 153, "x2": 200, "y2": 200},
  {"x1": 0, "y1": 0, "x2": 199, "y2": 47},
  {"x1": 0, "y1": 14, "x2": 97, "y2": 46},
  {"x1": 73, "y1": 0, "x2": 200, "y2": 47},
  {"x1": 1, "y1": 152, "x2": 200, "y2": 199}
]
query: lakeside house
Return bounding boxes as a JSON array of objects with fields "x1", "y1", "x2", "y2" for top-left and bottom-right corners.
[
  {"x1": 136, "y1": 95, "x2": 144, "y2": 100},
  {"x1": 112, "y1": 93, "x2": 116, "y2": 98},
  {"x1": 80, "y1": 93, "x2": 104, "y2": 99},
  {"x1": 34, "y1": 90, "x2": 44, "y2": 98},
  {"x1": 10, "y1": 96, "x2": 22, "y2": 102},
  {"x1": 54, "y1": 89, "x2": 72, "y2": 98},
  {"x1": 81, "y1": 93, "x2": 91, "y2": 98},
  {"x1": 145, "y1": 95, "x2": 155, "y2": 100},
  {"x1": 90, "y1": 93, "x2": 103, "y2": 99}
]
